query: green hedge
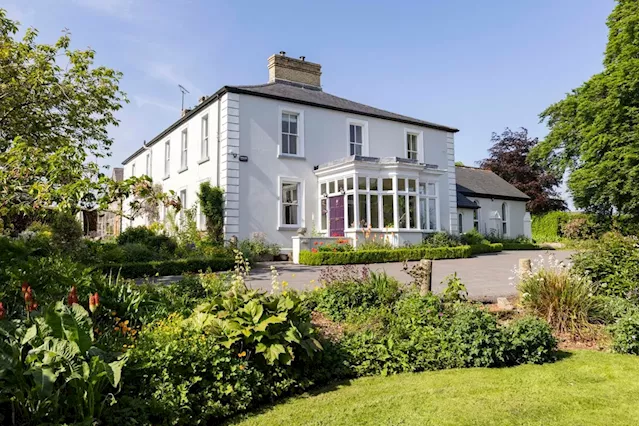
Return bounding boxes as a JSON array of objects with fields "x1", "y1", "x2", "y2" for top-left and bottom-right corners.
[
  {"x1": 469, "y1": 243, "x2": 503, "y2": 255},
  {"x1": 97, "y1": 256, "x2": 235, "y2": 278},
  {"x1": 502, "y1": 242, "x2": 546, "y2": 250},
  {"x1": 299, "y1": 246, "x2": 472, "y2": 266},
  {"x1": 531, "y1": 211, "x2": 590, "y2": 242}
]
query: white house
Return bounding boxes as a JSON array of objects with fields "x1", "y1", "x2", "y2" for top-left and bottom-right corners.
[{"x1": 121, "y1": 53, "x2": 530, "y2": 252}]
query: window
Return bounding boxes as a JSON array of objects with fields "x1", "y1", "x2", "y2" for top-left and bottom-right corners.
[
  {"x1": 501, "y1": 203, "x2": 508, "y2": 235},
  {"x1": 280, "y1": 181, "x2": 301, "y2": 227},
  {"x1": 145, "y1": 152, "x2": 152, "y2": 177},
  {"x1": 419, "y1": 181, "x2": 438, "y2": 231},
  {"x1": 458, "y1": 213, "x2": 463, "y2": 234},
  {"x1": 349, "y1": 124, "x2": 363, "y2": 155},
  {"x1": 179, "y1": 189, "x2": 187, "y2": 223},
  {"x1": 201, "y1": 115, "x2": 209, "y2": 160},
  {"x1": 281, "y1": 112, "x2": 299, "y2": 155},
  {"x1": 180, "y1": 129, "x2": 188, "y2": 170},
  {"x1": 164, "y1": 141, "x2": 170, "y2": 177},
  {"x1": 473, "y1": 200, "x2": 480, "y2": 230},
  {"x1": 131, "y1": 163, "x2": 136, "y2": 177},
  {"x1": 407, "y1": 133, "x2": 418, "y2": 160}
]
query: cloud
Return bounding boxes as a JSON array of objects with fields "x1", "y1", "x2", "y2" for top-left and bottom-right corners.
[
  {"x1": 133, "y1": 95, "x2": 180, "y2": 113},
  {"x1": 71, "y1": 0, "x2": 134, "y2": 19},
  {"x1": 144, "y1": 61, "x2": 204, "y2": 97}
]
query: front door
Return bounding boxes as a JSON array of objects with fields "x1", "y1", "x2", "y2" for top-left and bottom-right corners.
[{"x1": 329, "y1": 195, "x2": 345, "y2": 237}]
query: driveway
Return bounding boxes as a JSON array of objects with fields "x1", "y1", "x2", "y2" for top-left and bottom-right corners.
[{"x1": 246, "y1": 250, "x2": 573, "y2": 301}]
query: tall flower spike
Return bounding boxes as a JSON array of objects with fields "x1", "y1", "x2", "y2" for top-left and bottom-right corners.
[
  {"x1": 89, "y1": 292, "x2": 100, "y2": 313},
  {"x1": 68, "y1": 286, "x2": 79, "y2": 305}
]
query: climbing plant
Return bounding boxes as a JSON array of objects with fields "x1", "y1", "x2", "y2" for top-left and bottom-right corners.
[{"x1": 198, "y1": 182, "x2": 225, "y2": 244}]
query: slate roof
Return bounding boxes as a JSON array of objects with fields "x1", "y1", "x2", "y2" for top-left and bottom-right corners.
[
  {"x1": 456, "y1": 192, "x2": 480, "y2": 209},
  {"x1": 230, "y1": 81, "x2": 459, "y2": 132},
  {"x1": 455, "y1": 166, "x2": 529, "y2": 203},
  {"x1": 122, "y1": 81, "x2": 458, "y2": 164}
]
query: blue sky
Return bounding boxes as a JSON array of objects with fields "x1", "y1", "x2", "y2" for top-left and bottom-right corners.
[{"x1": 7, "y1": 0, "x2": 613, "y2": 205}]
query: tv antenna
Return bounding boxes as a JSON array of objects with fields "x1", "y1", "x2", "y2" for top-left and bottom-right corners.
[{"x1": 178, "y1": 84, "x2": 190, "y2": 111}]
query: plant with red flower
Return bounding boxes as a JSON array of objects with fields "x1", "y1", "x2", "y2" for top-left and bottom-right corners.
[
  {"x1": 314, "y1": 241, "x2": 318, "y2": 245},
  {"x1": 0, "y1": 302, "x2": 5, "y2": 320},
  {"x1": 21, "y1": 282, "x2": 29, "y2": 294},
  {"x1": 67, "y1": 286, "x2": 79, "y2": 305},
  {"x1": 89, "y1": 292, "x2": 100, "y2": 313},
  {"x1": 311, "y1": 248, "x2": 318, "y2": 253}
]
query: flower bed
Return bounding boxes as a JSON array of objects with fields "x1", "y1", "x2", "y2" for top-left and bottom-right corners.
[
  {"x1": 97, "y1": 256, "x2": 235, "y2": 278},
  {"x1": 469, "y1": 243, "x2": 503, "y2": 255},
  {"x1": 298, "y1": 246, "x2": 471, "y2": 266}
]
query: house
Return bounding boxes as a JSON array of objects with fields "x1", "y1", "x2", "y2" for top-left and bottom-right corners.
[
  {"x1": 121, "y1": 52, "x2": 530, "y2": 252},
  {"x1": 455, "y1": 166, "x2": 531, "y2": 238},
  {"x1": 96, "y1": 167, "x2": 124, "y2": 238}
]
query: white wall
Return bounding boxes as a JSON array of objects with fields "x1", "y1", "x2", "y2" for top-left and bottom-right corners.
[
  {"x1": 458, "y1": 198, "x2": 527, "y2": 237},
  {"x1": 237, "y1": 93, "x2": 455, "y2": 249},
  {"x1": 122, "y1": 99, "x2": 220, "y2": 229}
]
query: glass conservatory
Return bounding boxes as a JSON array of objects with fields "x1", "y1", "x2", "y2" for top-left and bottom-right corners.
[{"x1": 313, "y1": 156, "x2": 446, "y2": 246}]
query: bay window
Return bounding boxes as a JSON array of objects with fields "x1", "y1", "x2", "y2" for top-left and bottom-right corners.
[{"x1": 419, "y1": 182, "x2": 438, "y2": 231}]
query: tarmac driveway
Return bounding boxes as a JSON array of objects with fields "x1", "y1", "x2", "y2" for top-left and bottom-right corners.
[{"x1": 246, "y1": 250, "x2": 573, "y2": 301}]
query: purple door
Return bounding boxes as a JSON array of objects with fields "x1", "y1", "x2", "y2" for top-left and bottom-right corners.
[{"x1": 329, "y1": 195, "x2": 345, "y2": 237}]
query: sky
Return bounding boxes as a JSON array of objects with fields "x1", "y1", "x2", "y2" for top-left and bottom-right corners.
[{"x1": 6, "y1": 0, "x2": 614, "y2": 207}]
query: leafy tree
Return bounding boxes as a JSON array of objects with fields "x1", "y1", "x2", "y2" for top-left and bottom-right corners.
[
  {"x1": 530, "y1": 0, "x2": 639, "y2": 220},
  {"x1": 198, "y1": 182, "x2": 225, "y2": 243},
  {"x1": 479, "y1": 128, "x2": 566, "y2": 214},
  {"x1": 0, "y1": 10, "x2": 176, "y2": 232}
]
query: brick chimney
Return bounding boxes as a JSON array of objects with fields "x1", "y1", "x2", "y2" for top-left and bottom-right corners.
[{"x1": 268, "y1": 52, "x2": 322, "y2": 89}]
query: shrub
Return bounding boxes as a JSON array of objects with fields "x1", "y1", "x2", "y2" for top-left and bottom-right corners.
[
  {"x1": 590, "y1": 295, "x2": 637, "y2": 325},
  {"x1": 120, "y1": 243, "x2": 162, "y2": 262},
  {"x1": 503, "y1": 316, "x2": 557, "y2": 364},
  {"x1": 238, "y1": 232, "x2": 281, "y2": 261},
  {"x1": 299, "y1": 246, "x2": 472, "y2": 265},
  {"x1": 315, "y1": 271, "x2": 402, "y2": 321},
  {"x1": 469, "y1": 243, "x2": 503, "y2": 255},
  {"x1": 501, "y1": 242, "x2": 544, "y2": 250},
  {"x1": 116, "y1": 226, "x2": 177, "y2": 255},
  {"x1": 198, "y1": 182, "x2": 225, "y2": 244},
  {"x1": 421, "y1": 232, "x2": 461, "y2": 248},
  {"x1": 532, "y1": 211, "x2": 592, "y2": 242},
  {"x1": 48, "y1": 211, "x2": 85, "y2": 253},
  {"x1": 562, "y1": 217, "x2": 597, "y2": 240},
  {"x1": 0, "y1": 302, "x2": 125, "y2": 425},
  {"x1": 98, "y1": 256, "x2": 235, "y2": 279},
  {"x1": 517, "y1": 257, "x2": 597, "y2": 337},
  {"x1": 609, "y1": 310, "x2": 639, "y2": 355},
  {"x1": 316, "y1": 239, "x2": 353, "y2": 252},
  {"x1": 572, "y1": 232, "x2": 639, "y2": 298},
  {"x1": 460, "y1": 229, "x2": 487, "y2": 245}
]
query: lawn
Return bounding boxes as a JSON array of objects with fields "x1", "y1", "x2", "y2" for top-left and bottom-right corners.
[{"x1": 232, "y1": 350, "x2": 639, "y2": 426}]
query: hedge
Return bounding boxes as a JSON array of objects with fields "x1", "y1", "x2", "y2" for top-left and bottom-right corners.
[
  {"x1": 531, "y1": 211, "x2": 591, "y2": 242},
  {"x1": 97, "y1": 256, "x2": 235, "y2": 278},
  {"x1": 502, "y1": 242, "x2": 546, "y2": 250},
  {"x1": 298, "y1": 246, "x2": 472, "y2": 266},
  {"x1": 469, "y1": 243, "x2": 503, "y2": 255}
]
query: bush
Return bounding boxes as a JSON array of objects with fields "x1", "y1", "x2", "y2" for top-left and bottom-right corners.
[
  {"x1": 517, "y1": 257, "x2": 597, "y2": 337},
  {"x1": 501, "y1": 242, "x2": 544, "y2": 250},
  {"x1": 421, "y1": 232, "x2": 461, "y2": 248},
  {"x1": 98, "y1": 256, "x2": 235, "y2": 278},
  {"x1": 198, "y1": 182, "x2": 225, "y2": 244},
  {"x1": 572, "y1": 232, "x2": 639, "y2": 298},
  {"x1": 469, "y1": 243, "x2": 503, "y2": 255},
  {"x1": 299, "y1": 246, "x2": 472, "y2": 265},
  {"x1": 562, "y1": 217, "x2": 597, "y2": 240},
  {"x1": 460, "y1": 229, "x2": 487, "y2": 245},
  {"x1": 120, "y1": 243, "x2": 162, "y2": 262},
  {"x1": 609, "y1": 310, "x2": 639, "y2": 355},
  {"x1": 116, "y1": 226, "x2": 177, "y2": 256},
  {"x1": 238, "y1": 232, "x2": 281, "y2": 261},
  {"x1": 532, "y1": 211, "x2": 592, "y2": 242},
  {"x1": 314, "y1": 271, "x2": 402, "y2": 321},
  {"x1": 504, "y1": 316, "x2": 557, "y2": 364}
]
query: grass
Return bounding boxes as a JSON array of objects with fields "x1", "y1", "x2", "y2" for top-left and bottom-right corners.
[{"x1": 231, "y1": 350, "x2": 638, "y2": 426}]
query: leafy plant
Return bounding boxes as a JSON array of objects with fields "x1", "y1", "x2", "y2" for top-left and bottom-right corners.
[
  {"x1": 198, "y1": 182, "x2": 225, "y2": 244},
  {"x1": 608, "y1": 310, "x2": 639, "y2": 355},
  {"x1": 503, "y1": 316, "x2": 557, "y2": 364},
  {"x1": 421, "y1": 232, "x2": 461, "y2": 248},
  {"x1": 238, "y1": 232, "x2": 281, "y2": 261},
  {"x1": 0, "y1": 302, "x2": 126, "y2": 425},
  {"x1": 460, "y1": 229, "x2": 488, "y2": 245},
  {"x1": 299, "y1": 246, "x2": 472, "y2": 265},
  {"x1": 441, "y1": 273, "x2": 468, "y2": 303}
]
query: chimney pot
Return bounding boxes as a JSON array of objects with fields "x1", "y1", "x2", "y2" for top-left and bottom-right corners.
[
  {"x1": 198, "y1": 95, "x2": 207, "y2": 104},
  {"x1": 299, "y1": 56, "x2": 305, "y2": 61},
  {"x1": 279, "y1": 51, "x2": 286, "y2": 56}
]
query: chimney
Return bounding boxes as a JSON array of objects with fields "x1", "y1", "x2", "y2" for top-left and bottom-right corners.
[
  {"x1": 268, "y1": 53, "x2": 322, "y2": 89},
  {"x1": 198, "y1": 95, "x2": 207, "y2": 104},
  {"x1": 181, "y1": 108, "x2": 192, "y2": 117}
]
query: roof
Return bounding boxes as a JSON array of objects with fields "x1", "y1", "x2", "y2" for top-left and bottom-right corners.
[
  {"x1": 122, "y1": 81, "x2": 458, "y2": 164},
  {"x1": 455, "y1": 166, "x2": 529, "y2": 202},
  {"x1": 456, "y1": 192, "x2": 480, "y2": 209}
]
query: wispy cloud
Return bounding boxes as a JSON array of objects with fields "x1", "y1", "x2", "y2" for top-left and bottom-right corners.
[
  {"x1": 133, "y1": 95, "x2": 180, "y2": 113},
  {"x1": 71, "y1": 0, "x2": 134, "y2": 20},
  {"x1": 144, "y1": 61, "x2": 204, "y2": 97}
]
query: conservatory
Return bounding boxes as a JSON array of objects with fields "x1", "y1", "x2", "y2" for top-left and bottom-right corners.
[{"x1": 313, "y1": 156, "x2": 446, "y2": 247}]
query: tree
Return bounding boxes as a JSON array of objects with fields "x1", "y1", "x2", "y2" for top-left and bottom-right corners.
[
  {"x1": 530, "y1": 0, "x2": 639, "y2": 220},
  {"x1": 0, "y1": 10, "x2": 177, "y2": 231},
  {"x1": 479, "y1": 128, "x2": 566, "y2": 214}
]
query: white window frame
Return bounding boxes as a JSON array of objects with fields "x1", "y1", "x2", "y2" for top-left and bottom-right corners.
[
  {"x1": 164, "y1": 140, "x2": 170, "y2": 178},
  {"x1": 131, "y1": 162, "x2": 136, "y2": 177},
  {"x1": 501, "y1": 202, "x2": 509, "y2": 236},
  {"x1": 145, "y1": 152, "x2": 152, "y2": 177},
  {"x1": 180, "y1": 128, "x2": 188, "y2": 171},
  {"x1": 278, "y1": 106, "x2": 305, "y2": 158},
  {"x1": 419, "y1": 181, "x2": 439, "y2": 232},
  {"x1": 473, "y1": 200, "x2": 480, "y2": 231},
  {"x1": 346, "y1": 118, "x2": 369, "y2": 156},
  {"x1": 277, "y1": 177, "x2": 304, "y2": 230},
  {"x1": 179, "y1": 188, "x2": 187, "y2": 223},
  {"x1": 404, "y1": 128, "x2": 424, "y2": 162},
  {"x1": 200, "y1": 115, "x2": 209, "y2": 161}
]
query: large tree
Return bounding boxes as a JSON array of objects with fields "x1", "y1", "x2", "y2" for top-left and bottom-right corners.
[
  {"x1": 479, "y1": 128, "x2": 566, "y2": 214},
  {"x1": 0, "y1": 10, "x2": 176, "y2": 231},
  {"x1": 530, "y1": 0, "x2": 639, "y2": 220}
]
